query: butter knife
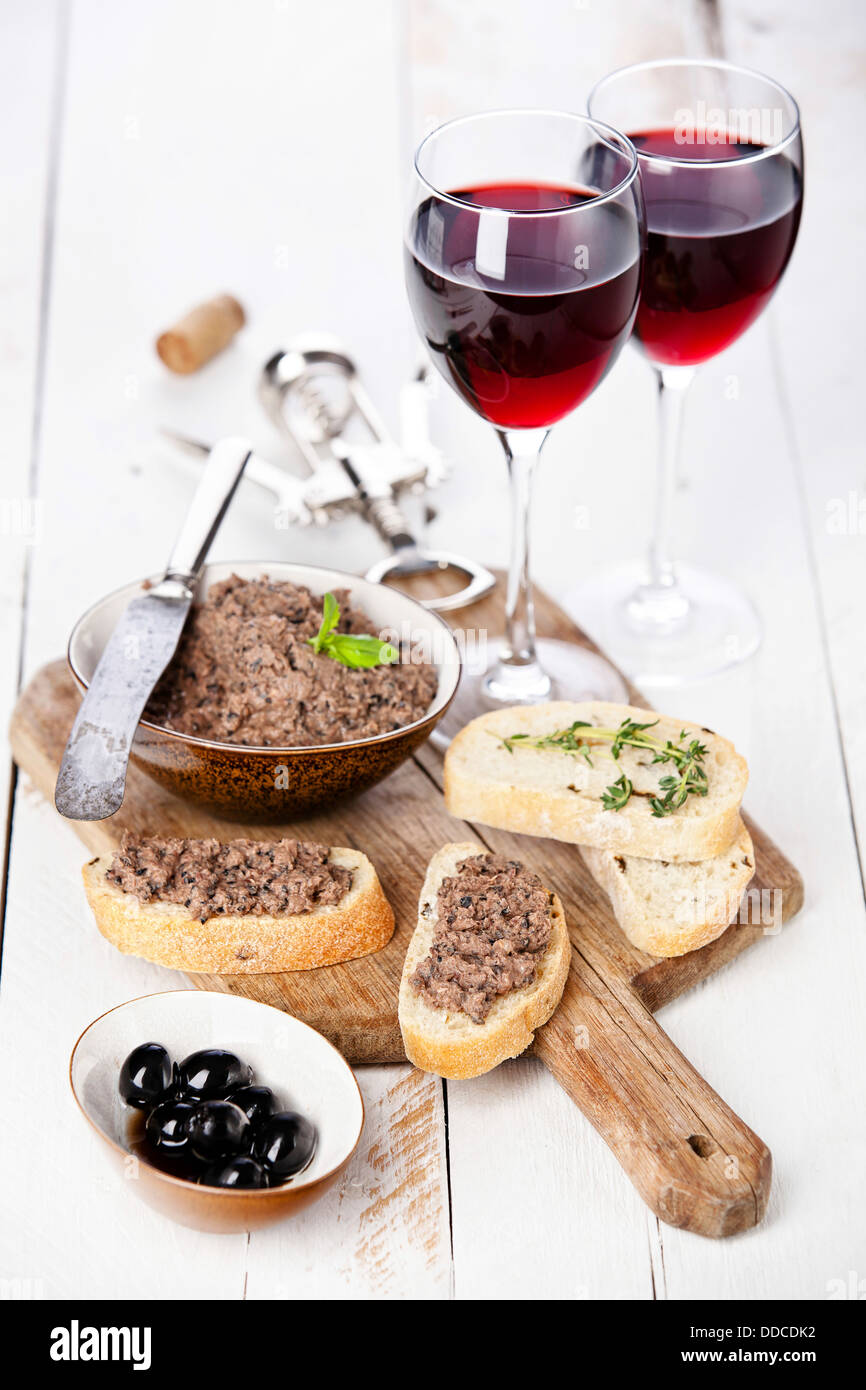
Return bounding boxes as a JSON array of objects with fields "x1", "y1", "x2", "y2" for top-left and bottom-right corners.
[{"x1": 54, "y1": 436, "x2": 252, "y2": 821}]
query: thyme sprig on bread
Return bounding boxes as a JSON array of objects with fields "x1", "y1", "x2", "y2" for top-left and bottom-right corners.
[{"x1": 501, "y1": 717, "x2": 709, "y2": 818}]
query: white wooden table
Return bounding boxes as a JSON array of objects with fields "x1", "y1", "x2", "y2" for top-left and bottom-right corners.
[{"x1": 1, "y1": 0, "x2": 864, "y2": 1301}]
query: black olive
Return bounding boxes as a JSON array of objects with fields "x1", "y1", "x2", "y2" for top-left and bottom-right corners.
[
  {"x1": 178, "y1": 1049, "x2": 253, "y2": 1101},
  {"x1": 253, "y1": 1111, "x2": 317, "y2": 1179},
  {"x1": 201, "y1": 1156, "x2": 270, "y2": 1190},
  {"x1": 119, "y1": 1042, "x2": 173, "y2": 1110},
  {"x1": 230, "y1": 1085, "x2": 275, "y2": 1129},
  {"x1": 147, "y1": 1060, "x2": 184, "y2": 1109},
  {"x1": 187, "y1": 1100, "x2": 251, "y2": 1162},
  {"x1": 145, "y1": 1099, "x2": 197, "y2": 1156}
]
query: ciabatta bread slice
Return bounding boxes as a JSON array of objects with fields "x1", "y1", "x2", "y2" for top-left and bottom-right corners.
[
  {"x1": 398, "y1": 841, "x2": 570, "y2": 1080},
  {"x1": 580, "y1": 820, "x2": 755, "y2": 957},
  {"x1": 445, "y1": 701, "x2": 748, "y2": 862},
  {"x1": 82, "y1": 846, "x2": 394, "y2": 974}
]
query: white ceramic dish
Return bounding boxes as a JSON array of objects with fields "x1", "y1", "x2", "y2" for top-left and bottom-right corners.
[{"x1": 70, "y1": 990, "x2": 364, "y2": 1232}]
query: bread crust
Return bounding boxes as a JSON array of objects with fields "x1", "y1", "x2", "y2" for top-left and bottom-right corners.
[
  {"x1": 398, "y1": 842, "x2": 570, "y2": 1079},
  {"x1": 579, "y1": 821, "x2": 755, "y2": 958},
  {"x1": 82, "y1": 846, "x2": 394, "y2": 974},
  {"x1": 444, "y1": 702, "x2": 748, "y2": 862}
]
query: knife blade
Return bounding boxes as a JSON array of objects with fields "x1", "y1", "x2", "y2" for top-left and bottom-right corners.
[{"x1": 55, "y1": 436, "x2": 252, "y2": 820}]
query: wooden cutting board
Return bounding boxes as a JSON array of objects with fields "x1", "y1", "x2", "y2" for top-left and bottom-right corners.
[{"x1": 9, "y1": 575, "x2": 803, "y2": 1238}]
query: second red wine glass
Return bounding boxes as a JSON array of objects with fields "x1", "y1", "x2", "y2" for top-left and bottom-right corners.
[{"x1": 581, "y1": 60, "x2": 803, "y2": 685}]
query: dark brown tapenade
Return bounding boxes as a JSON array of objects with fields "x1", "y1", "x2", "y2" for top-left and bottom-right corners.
[
  {"x1": 144, "y1": 575, "x2": 438, "y2": 746},
  {"x1": 409, "y1": 853, "x2": 553, "y2": 1024},
  {"x1": 106, "y1": 833, "x2": 353, "y2": 923}
]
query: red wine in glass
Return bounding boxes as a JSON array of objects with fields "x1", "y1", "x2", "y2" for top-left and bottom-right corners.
[
  {"x1": 405, "y1": 181, "x2": 642, "y2": 429},
  {"x1": 405, "y1": 111, "x2": 643, "y2": 714},
  {"x1": 580, "y1": 61, "x2": 804, "y2": 684},
  {"x1": 630, "y1": 129, "x2": 803, "y2": 366}
]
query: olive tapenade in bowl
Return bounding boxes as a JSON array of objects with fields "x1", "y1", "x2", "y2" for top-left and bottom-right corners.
[{"x1": 67, "y1": 561, "x2": 461, "y2": 818}]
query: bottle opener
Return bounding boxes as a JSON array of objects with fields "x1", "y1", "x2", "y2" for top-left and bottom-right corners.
[{"x1": 257, "y1": 337, "x2": 495, "y2": 612}]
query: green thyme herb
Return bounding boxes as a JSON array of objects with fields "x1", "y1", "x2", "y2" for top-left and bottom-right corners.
[
  {"x1": 308, "y1": 592, "x2": 398, "y2": 670},
  {"x1": 601, "y1": 773, "x2": 633, "y2": 812},
  {"x1": 501, "y1": 718, "x2": 709, "y2": 818}
]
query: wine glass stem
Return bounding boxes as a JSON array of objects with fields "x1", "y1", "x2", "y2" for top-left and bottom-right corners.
[
  {"x1": 648, "y1": 365, "x2": 695, "y2": 590},
  {"x1": 484, "y1": 426, "x2": 552, "y2": 704}
]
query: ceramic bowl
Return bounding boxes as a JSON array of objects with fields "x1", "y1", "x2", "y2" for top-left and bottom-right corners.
[
  {"x1": 67, "y1": 560, "x2": 461, "y2": 819},
  {"x1": 70, "y1": 990, "x2": 364, "y2": 1233}
]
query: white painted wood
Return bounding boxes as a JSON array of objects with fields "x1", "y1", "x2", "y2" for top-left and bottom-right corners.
[
  {"x1": 727, "y1": 0, "x2": 866, "y2": 882},
  {"x1": 642, "y1": 0, "x2": 866, "y2": 1299},
  {"x1": 447, "y1": 1056, "x2": 657, "y2": 1300},
  {"x1": 245, "y1": 1066, "x2": 451, "y2": 1300},
  {"x1": 404, "y1": 0, "x2": 690, "y2": 1299},
  {"x1": 20, "y1": 0, "x2": 418, "y2": 684},
  {"x1": 0, "y1": 0, "x2": 451, "y2": 1301},
  {"x1": 0, "y1": 0, "x2": 62, "y2": 855},
  {"x1": 1, "y1": 0, "x2": 864, "y2": 1300},
  {"x1": 0, "y1": 787, "x2": 248, "y2": 1298},
  {"x1": 636, "y1": 322, "x2": 866, "y2": 1298},
  {"x1": 408, "y1": 0, "x2": 866, "y2": 1301}
]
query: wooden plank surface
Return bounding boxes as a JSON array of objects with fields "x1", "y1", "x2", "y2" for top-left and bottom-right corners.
[
  {"x1": 10, "y1": 572, "x2": 804, "y2": 1235},
  {"x1": 0, "y1": 0, "x2": 452, "y2": 1303},
  {"x1": 401, "y1": 0, "x2": 866, "y2": 1292},
  {"x1": 10, "y1": 575, "x2": 803, "y2": 1059}
]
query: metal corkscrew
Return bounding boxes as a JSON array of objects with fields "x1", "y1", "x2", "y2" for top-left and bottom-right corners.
[{"x1": 258, "y1": 336, "x2": 495, "y2": 611}]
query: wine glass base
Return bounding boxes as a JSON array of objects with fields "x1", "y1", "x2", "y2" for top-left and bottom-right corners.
[
  {"x1": 433, "y1": 636, "x2": 628, "y2": 748},
  {"x1": 565, "y1": 563, "x2": 762, "y2": 689}
]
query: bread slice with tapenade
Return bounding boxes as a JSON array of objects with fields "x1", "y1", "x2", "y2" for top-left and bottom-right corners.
[
  {"x1": 82, "y1": 838, "x2": 394, "y2": 974},
  {"x1": 398, "y1": 841, "x2": 570, "y2": 1080},
  {"x1": 444, "y1": 701, "x2": 748, "y2": 863},
  {"x1": 579, "y1": 819, "x2": 755, "y2": 958}
]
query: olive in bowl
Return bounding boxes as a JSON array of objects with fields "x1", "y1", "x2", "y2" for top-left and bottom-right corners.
[
  {"x1": 178, "y1": 1049, "x2": 253, "y2": 1101},
  {"x1": 70, "y1": 991, "x2": 363, "y2": 1232},
  {"x1": 118, "y1": 1042, "x2": 172, "y2": 1109},
  {"x1": 253, "y1": 1111, "x2": 317, "y2": 1179},
  {"x1": 230, "y1": 1085, "x2": 275, "y2": 1128},
  {"x1": 145, "y1": 1099, "x2": 198, "y2": 1158},
  {"x1": 116, "y1": 1037, "x2": 316, "y2": 1191},
  {"x1": 187, "y1": 1100, "x2": 252, "y2": 1163},
  {"x1": 204, "y1": 1157, "x2": 270, "y2": 1190}
]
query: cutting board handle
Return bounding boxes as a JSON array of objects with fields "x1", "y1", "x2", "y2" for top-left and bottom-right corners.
[{"x1": 534, "y1": 954, "x2": 771, "y2": 1238}]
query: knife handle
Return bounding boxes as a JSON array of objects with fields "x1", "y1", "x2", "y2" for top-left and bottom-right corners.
[{"x1": 164, "y1": 436, "x2": 252, "y2": 586}]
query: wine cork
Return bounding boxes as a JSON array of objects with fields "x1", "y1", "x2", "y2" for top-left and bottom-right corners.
[{"x1": 156, "y1": 294, "x2": 246, "y2": 374}]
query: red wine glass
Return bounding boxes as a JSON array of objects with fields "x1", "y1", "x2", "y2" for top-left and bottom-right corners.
[
  {"x1": 579, "y1": 60, "x2": 803, "y2": 685},
  {"x1": 404, "y1": 110, "x2": 644, "y2": 719}
]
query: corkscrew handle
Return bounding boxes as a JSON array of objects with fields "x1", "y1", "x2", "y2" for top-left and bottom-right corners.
[{"x1": 363, "y1": 547, "x2": 496, "y2": 612}]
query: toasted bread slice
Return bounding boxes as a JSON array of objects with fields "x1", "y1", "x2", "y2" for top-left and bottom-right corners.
[
  {"x1": 580, "y1": 819, "x2": 755, "y2": 957},
  {"x1": 445, "y1": 701, "x2": 748, "y2": 862},
  {"x1": 398, "y1": 841, "x2": 570, "y2": 1079},
  {"x1": 82, "y1": 846, "x2": 394, "y2": 974}
]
